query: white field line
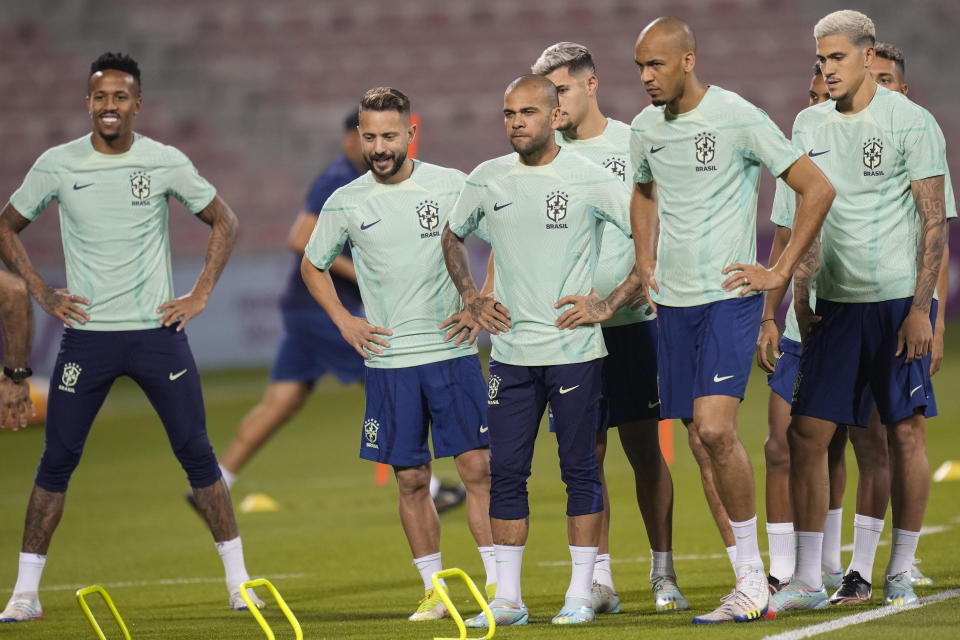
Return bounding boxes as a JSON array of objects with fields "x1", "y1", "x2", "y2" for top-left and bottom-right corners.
[
  {"x1": 760, "y1": 588, "x2": 960, "y2": 640},
  {"x1": 45, "y1": 572, "x2": 306, "y2": 593},
  {"x1": 535, "y1": 523, "x2": 952, "y2": 567}
]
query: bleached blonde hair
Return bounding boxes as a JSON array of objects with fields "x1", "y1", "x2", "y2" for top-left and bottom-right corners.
[{"x1": 814, "y1": 10, "x2": 876, "y2": 48}]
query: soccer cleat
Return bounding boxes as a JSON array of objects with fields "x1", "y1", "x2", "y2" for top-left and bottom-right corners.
[
  {"x1": 910, "y1": 559, "x2": 933, "y2": 586},
  {"x1": 591, "y1": 581, "x2": 622, "y2": 614},
  {"x1": 407, "y1": 588, "x2": 448, "y2": 621},
  {"x1": 651, "y1": 574, "x2": 689, "y2": 612},
  {"x1": 485, "y1": 583, "x2": 497, "y2": 601},
  {"x1": 732, "y1": 568, "x2": 770, "y2": 622},
  {"x1": 551, "y1": 597, "x2": 595, "y2": 624},
  {"x1": 692, "y1": 590, "x2": 736, "y2": 624},
  {"x1": 883, "y1": 571, "x2": 919, "y2": 607},
  {"x1": 822, "y1": 569, "x2": 843, "y2": 592},
  {"x1": 433, "y1": 483, "x2": 467, "y2": 515},
  {"x1": 229, "y1": 587, "x2": 266, "y2": 611},
  {"x1": 0, "y1": 593, "x2": 42, "y2": 622},
  {"x1": 767, "y1": 574, "x2": 786, "y2": 594},
  {"x1": 770, "y1": 579, "x2": 828, "y2": 613},
  {"x1": 829, "y1": 570, "x2": 872, "y2": 605},
  {"x1": 465, "y1": 599, "x2": 528, "y2": 627}
]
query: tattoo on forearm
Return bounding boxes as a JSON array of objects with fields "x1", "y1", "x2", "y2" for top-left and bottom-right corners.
[
  {"x1": 604, "y1": 264, "x2": 644, "y2": 313},
  {"x1": 911, "y1": 176, "x2": 947, "y2": 313},
  {"x1": 195, "y1": 197, "x2": 238, "y2": 298},
  {"x1": 793, "y1": 237, "x2": 820, "y2": 304},
  {"x1": 22, "y1": 485, "x2": 66, "y2": 554},
  {"x1": 441, "y1": 225, "x2": 478, "y2": 300}
]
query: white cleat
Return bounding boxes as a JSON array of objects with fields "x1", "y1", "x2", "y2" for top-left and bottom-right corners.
[
  {"x1": 0, "y1": 593, "x2": 42, "y2": 622},
  {"x1": 732, "y1": 568, "x2": 770, "y2": 622},
  {"x1": 692, "y1": 590, "x2": 736, "y2": 624},
  {"x1": 652, "y1": 574, "x2": 690, "y2": 611},
  {"x1": 590, "y1": 581, "x2": 622, "y2": 614},
  {"x1": 229, "y1": 587, "x2": 266, "y2": 611}
]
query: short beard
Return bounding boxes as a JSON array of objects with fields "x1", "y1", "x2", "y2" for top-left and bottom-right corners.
[
  {"x1": 511, "y1": 131, "x2": 552, "y2": 158},
  {"x1": 366, "y1": 150, "x2": 407, "y2": 179},
  {"x1": 651, "y1": 99, "x2": 666, "y2": 107}
]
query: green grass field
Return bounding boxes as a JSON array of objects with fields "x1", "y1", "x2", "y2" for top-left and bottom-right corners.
[{"x1": 2, "y1": 330, "x2": 960, "y2": 639}]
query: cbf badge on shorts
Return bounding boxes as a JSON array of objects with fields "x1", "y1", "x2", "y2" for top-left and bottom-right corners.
[
  {"x1": 487, "y1": 375, "x2": 501, "y2": 406},
  {"x1": 58, "y1": 362, "x2": 82, "y2": 393},
  {"x1": 363, "y1": 418, "x2": 380, "y2": 450}
]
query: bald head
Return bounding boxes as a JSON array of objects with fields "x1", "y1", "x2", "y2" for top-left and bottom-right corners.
[
  {"x1": 637, "y1": 16, "x2": 696, "y2": 54},
  {"x1": 505, "y1": 74, "x2": 559, "y2": 109}
]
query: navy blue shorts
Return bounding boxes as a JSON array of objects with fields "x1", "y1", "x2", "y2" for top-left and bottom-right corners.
[
  {"x1": 486, "y1": 359, "x2": 604, "y2": 519},
  {"x1": 360, "y1": 355, "x2": 488, "y2": 467},
  {"x1": 767, "y1": 336, "x2": 803, "y2": 404},
  {"x1": 38, "y1": 327, "x2": 219, "y2": 492},
  {"x1": 656, "y1": 296, "x2": 763, "y2": 420},
  {"x1": 547, "y1": 322, "x2": 659, "y2": 432},
  {"x1": 792, "y1": 298, "x2": 936, "y2": 427},
  {"x1": 270, "y1": 308, "x2": 365, "y2": 385}
]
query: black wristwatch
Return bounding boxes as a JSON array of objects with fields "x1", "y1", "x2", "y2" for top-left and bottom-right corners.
[{"x1": 2, "y1": 366, "x2": 32, "y2": 384}]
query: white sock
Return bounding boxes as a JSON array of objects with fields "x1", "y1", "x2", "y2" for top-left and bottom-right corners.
[
  {"x1": 593, "y1": 553, "x2": 614, "y2": 589},
  {"x1": 886, "y1": 528, "x2": 920, "y2": 577},
  {"x1": 730, "y1": 516, "x2": 764, "y2": 575},
  {"x1": 429, "y1": 474, "x2": 441, "y2": 499},
  {"x1": 822, "y1": 508, "x2": 843, "y2": 572},
  {"x1": 847, "y1": 514, "x2": 884, "y2": 582},
  {"x1": 216, "y1": 537, "x2": 251, "y2": 591},
  {"x1": 766, "y1": 521, "x2": 795, "y2": 582},
  {"x1": 725, "y1": 545, "x2": 738, "y2": 576},
  {"x1": 796, "y1": 531, "x2": 824, "y2": 588},
  {"x1": 566, "y1": 545, "x2": 598, "y2": 602},
  {"x1": 218, "y1": 463, "x2": 236, "y2": 490},
  {"x1": 12, "y1": 552, "x2": 46, "y2": 596},
  {"x1": 650, "y1": 549, "x2": 675, "y2": 579},
  {"x1": 413, "y1": 552, "x2": 443, "y2": 591},
  {"x1": 478, "y1": 546, "x2": 497, "y2": 587},
  {"x1": 493, "y1": 544, "x2": 524, "y2": 605}
]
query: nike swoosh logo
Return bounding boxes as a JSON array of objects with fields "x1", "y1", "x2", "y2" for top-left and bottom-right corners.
[
  {"x1": 169, "y1": 369, "x2": 188, "y2": 381},
  {"x1": 650, "y1": 146, "x2": 665, "y2": 154},
  {"x1": 910, "y1": 385, "x2": 923, "y2": 396},
  {"x1": 480, "y1": 425, "x2": 489, "y2": 433},
  {"x1": 647, "y1": 400, "x2": 660, "y2": 408},
  {"x1": 713, "y1": 374, "x2": 734, "y2": 383},
  {"x1": 493, "y1": 202, "x2": 512, "y2": 211},
  {"x1": 73, "y1": 182, "x2": 94, "y2": 190},
  {"x1": 558, "y1": 385, "x2": 580, "y2": 394},
  {"x1": 360, "y1": 219, "x2": 382, "y2": 231},
  {"x1": 807, "y1": 149, "x2": 830, "y2": 158}
]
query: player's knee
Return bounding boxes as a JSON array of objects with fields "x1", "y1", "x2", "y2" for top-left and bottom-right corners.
[
  {"x1": 887, "y1": 419, "x2": 926, "y2": 457},
  {"x1": 173, "y1": 436, "x2": 220, "y2": 488},
  {"x1": 455, "y1": 449, "x2": 490, "y2": 489},
  {"x1": 764, "y1": 434, "x2": 790, "y2": 473},
  {"x1": 395, "y1": 465, "x2": 431, "y2": 496},
  {"x1": 489, "y1": 473, "x2": 529, "y2": 519},
  {"x1": 564, "y1": 475, "x2": 603, "y2": 517},
  {"x1": 694, "y1": 419, "x2": 736, "y2": 455},
  {"x1": 35, "y1": 453, "x2": 81, "y2": 493}
]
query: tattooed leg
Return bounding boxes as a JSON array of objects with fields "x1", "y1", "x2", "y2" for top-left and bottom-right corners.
[
  {"x1": 21, "y1": 485, "x2": 66, "y2": 555},
  {"x1": 191, "y1": 479, "x2": 239, "y2": 542}
]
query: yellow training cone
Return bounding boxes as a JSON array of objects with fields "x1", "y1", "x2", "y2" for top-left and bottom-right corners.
[
  {"x1": 933, "y1": 461, "x2": 960, "y2": 482},
  {"x1": 239, "y1": 493, "x2": 280, "y2": 513}
]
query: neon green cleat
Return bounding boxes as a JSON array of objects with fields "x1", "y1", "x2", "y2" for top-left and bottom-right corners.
[{"x1": 408, "y1": 588, "x2": 448, "y2": 621}]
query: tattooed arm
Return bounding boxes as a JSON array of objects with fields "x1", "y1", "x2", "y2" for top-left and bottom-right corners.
[
  {"x1": 554, "y1": 263, "x2": 647, "y2": 330},
  {"x1": 898, "y1": 175, "x2": 947, "y2": 363},
  {"x1": 157, "y1": 195, "x2": 238, "y2": 331},
  {"x1": 439, "y1": 223, "x2": 511, "y2": 344},
  {"x1": 757, "y1": 225, "x2": 792, "y2": 372},
  {"x1": 0, "y1": 203, "x2": 90, "y2": 327},
  {"x1": 0, "y1": 270, "x2": 34, "y2": 431},
  {"x1": 931, "y1": 244, "x2": 949, "y2": 376},
  {"x1": 793, "y1": 234, "x2": 821, "y2": 343}
]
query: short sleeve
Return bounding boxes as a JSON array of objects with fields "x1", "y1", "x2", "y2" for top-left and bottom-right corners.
[
  {"x1": 448, "y1": 175, "x2": 486, "y2": 239},
  {"x1": 305, "y1": 194, "x2": 351, "y2": 270},
  {"x1": 629, "y1": 126, "x2": 653, "y2": 184},
  {"x1": 736, "y1": 106, "x2": 803, "y2": 178},
  {"x1": 587, "y1": 176, "x2": 632, "y2": 237},
  {"x1": 164, "y1": 147, "x2": 216, "y2": 214},
  {"x1": 304, "y1": 173, "x2": 342, "y2": 215},
  {"x1": 770, "y1": 178, "x2": 795, "y2": 228},
  {"x1": 9, "y1": 152, "x2": 60, "y2": 221},
  {"x1": 904, "y1": 107, "x2": 947, "y2": 183}
]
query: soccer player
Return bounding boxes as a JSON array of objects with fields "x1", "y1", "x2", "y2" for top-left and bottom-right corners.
[
  {"x1": 0, "y1": 52, "x2": 260, "y2": 622},
  {"x1": 630, "y1": 18, "x2": 835, "y2": 623},
  {"x1": 773, "y1": 10, "x2": 947, "y2": 612},
  {"x1": 757, "y1": 63, "x2": 850, "y2": 594},
  {"x1": 0, "y1": 271, "x2": 34, "y2": 431},
  {"x1": 530, "y1": 41, "x2": 688, "y2": 614},
  {"x1": 300, "y1": 87, "x2": 495, "y2": 622},
  {"x1": 442, "y1": 74, "x2": 642, "y2": 627},
  {"x1": 824, "y1": 40, "x2": 955, "y2": 605},
  {"x1": 213, "y1": 112, "x2": 367, "y2": 490}
]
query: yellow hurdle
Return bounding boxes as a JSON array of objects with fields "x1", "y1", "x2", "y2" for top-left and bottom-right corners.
[
  {"x1": 430, "y1": 568, "x2": 495, "y2": 640},
  {"x1": 239, "y1": 578, "x2": 303, "y2": 640},
  {"x1": 75, "y1": 585, "x2": 132, "y2": 640}
]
